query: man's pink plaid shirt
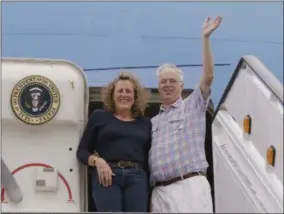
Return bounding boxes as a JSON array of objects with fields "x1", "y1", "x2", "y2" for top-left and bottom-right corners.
[{"x1": 149, "y1": 86, "x2": 210, "y2": 185}]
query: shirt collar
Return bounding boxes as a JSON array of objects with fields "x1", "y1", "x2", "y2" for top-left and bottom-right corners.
[{"x1": 160, "y1": 97, "x2": 183, "y2": 112}]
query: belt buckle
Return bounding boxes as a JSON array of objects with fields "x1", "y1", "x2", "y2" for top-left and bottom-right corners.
[{"x1": 118, "y1": 160, "x2": 128, "y2": 169}]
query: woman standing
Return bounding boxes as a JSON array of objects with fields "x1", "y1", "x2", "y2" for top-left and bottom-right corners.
[{"x1": 76, "y1": 72, "x2": 151, "y2": 212}]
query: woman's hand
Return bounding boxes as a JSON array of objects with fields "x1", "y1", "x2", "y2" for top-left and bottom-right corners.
[{"x1": 95, "y1": 158, "x2": 115, "y2": 187}]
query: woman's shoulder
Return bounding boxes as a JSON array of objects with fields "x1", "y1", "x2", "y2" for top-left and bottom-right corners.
[
  {"x1": 138, "y1": 116, "x2": 152, "y2": 127},
  {"x1": 90, "y1": 108, "x2": 106, "y2": 116},
  {"x1": 139, "y1": 115, "x2": 151, "y2": 122},
  {"x1": 89, "y1": 109, "x2": 113, "y2": 121}
]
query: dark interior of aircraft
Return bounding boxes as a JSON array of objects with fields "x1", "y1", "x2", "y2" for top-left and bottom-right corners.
[{"x1": 87, "y1": 101, "x2": 215, "y2": 212}]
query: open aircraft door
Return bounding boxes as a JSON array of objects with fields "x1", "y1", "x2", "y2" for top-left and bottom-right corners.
[
  {"x1": 212, "y1": 55, "x2": 283, "y2": 213},
  {"x1": 1, "y1": 58, "x2": 89, "y2": 212}
]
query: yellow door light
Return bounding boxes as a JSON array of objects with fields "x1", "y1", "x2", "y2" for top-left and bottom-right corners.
[
  {"x1": 266, "y1": 145, "x2": 276, "y2": 167},
  {"x1": 243, "y1": 115, "x2": 252, "y2": 134}
]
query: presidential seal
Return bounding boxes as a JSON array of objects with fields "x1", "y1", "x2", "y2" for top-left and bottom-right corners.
[{"x1": 10, "y1": 75, "x2": 60, "y2": 125}]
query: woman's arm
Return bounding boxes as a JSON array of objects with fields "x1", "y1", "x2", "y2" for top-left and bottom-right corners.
[{"x1": 76, "y1": 111, "x2": 98, "y2": 166}]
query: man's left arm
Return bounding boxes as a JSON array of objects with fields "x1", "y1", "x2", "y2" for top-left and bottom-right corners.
[
  {"x1": 200, "y1": 16, "x2": 222, "y2": 100},
  {"x1": 183, "y1": 16, "x2": 222, "y2": 113}
]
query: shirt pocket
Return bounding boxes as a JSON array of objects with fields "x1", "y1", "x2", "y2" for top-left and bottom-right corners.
[{"x1": 169, "y1": 117, "x2": 185, "y2": 135}]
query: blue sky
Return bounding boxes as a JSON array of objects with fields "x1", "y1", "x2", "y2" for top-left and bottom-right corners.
[{"x1": 2, "y1": 2, "x2": 283, "y2": 104}]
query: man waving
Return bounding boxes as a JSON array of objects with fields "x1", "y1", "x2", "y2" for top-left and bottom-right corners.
[{"x1": 149, "y1": 16, "x2": 222, "y2": 213}]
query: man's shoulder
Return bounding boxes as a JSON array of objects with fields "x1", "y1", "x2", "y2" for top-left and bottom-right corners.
[{"x1": 151, "y1": 114, "x2": 159, "y2": 124}]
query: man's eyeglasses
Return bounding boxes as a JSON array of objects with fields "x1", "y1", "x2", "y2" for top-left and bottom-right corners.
[{"x1": 160, "y1": 79, "x2": 183, "y2": 85}]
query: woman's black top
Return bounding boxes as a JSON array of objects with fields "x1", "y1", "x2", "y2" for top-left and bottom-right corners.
[{"x1": 76, "y1": 109, "x2": 152, "y2": 168}]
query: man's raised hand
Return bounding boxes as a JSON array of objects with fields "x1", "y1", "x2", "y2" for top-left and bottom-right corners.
[{"x1": 202, "y1": 16, "x2": 222, "y2": 38}]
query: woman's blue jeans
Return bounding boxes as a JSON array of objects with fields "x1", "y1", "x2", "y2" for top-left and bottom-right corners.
[{"x1": 91, "y1": 167, "x2": 149, "y2": 212}]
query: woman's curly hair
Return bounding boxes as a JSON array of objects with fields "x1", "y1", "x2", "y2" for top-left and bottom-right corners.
[{"x1": 101, "y1": 71, "x2": 150, "y2": 118}]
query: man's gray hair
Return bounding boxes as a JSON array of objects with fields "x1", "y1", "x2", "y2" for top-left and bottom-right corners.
[{"x1": 156, "y1": 63, "x2": 184, "y2": 81}]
